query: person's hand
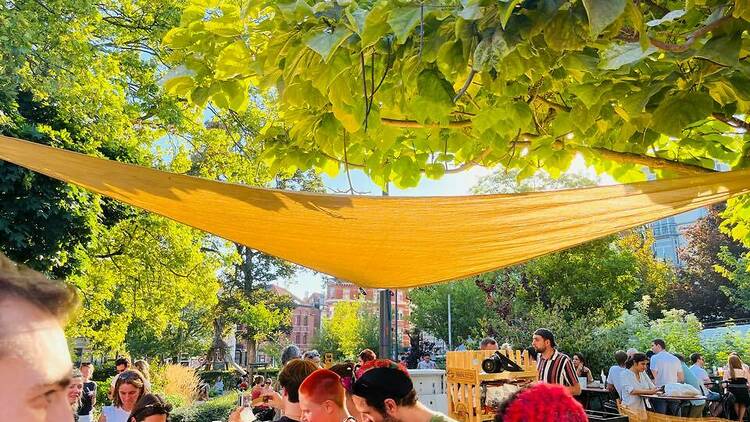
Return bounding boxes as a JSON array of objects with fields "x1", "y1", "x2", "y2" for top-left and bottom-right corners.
[
  {"x1": 260, "y1": 385, "x2": 283, "y2": 409},
  {"x1": 228, "y1": 407, "x2": 243, "y2": 422}
]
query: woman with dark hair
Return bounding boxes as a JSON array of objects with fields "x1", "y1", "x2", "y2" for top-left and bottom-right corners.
[
  {"x1": 128, "y1": 394, "x2": 172, "y2": 422},
  {"x1": 100, "y1": 370, "x2": 149, "y2": 422},
  {"x1": 357, "y1": 349, "x2": 376, "y2": 366},
  {"x1": 572, "y1": 353, "x2": 593, "y2": 383},
  {"x1": 620, "y1": 353, "x2": 658, "y2": 414}
]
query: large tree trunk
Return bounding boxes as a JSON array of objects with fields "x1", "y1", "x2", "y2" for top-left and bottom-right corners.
[{"x1": 245, "y1": 337, "x2": 257, "y2": 377}]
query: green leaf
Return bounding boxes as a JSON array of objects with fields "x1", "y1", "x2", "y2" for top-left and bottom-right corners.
[
  {"x1": 162, "y1": 28, "x2": 193, "y2": 48},
  {"x1": 425, "y1": 163, "x2": 446, "y2": 179},
  {"x1": 304, "y1": 27, "x2": 353, "y2": 62},
  {"x1": 651, "y1": 91, "x2": 714, "y2": 137},
  {"x1": 215, "y1": 41, "x2": 252, "y2": 80},
  {"x1": 277, "y1": 0, "x2": 314, "y2": 20},
  {"x1": 695, "y1": 33, "x2": 741, "y2": 67},
  {"x1": 387, "y1": 6, "x2": 423, "y2": 45},
  {"x1": 164, "y1": 76, "x2": 194, "y2": 97},
  {"x1": 498, "y1": 0, "x2": 522, "y2": 28},
  {"x1": 180, "y1": 5, "x2": 205, "y2": 26},
  {"x1": 544, "y1": 9, "x2": 587, "y2": 51},
  {"x1": 599, "y1": 42, "x2": 657, "y2": 70},
  {"x1": 458, "y1": 2, "x2": 483, "y2": 20},
  {"x1": 410, "y1": 69, "x2": 455, "y2": 125},
  {"x1": 734, "y1": 0, "x2": 750, "y2": 21},
  {"x1": 361, "y1": 2, "x2": 391, "y2": 47},
  {"x1": 625, "y1": 0, "x2": 650, "y2": 50},
  {"x1": 582, "y1": 0, "x2": 627, "y2": 37},
  {"x1": 473, "y1": 30, "x2": 510, "y2": 71},
  {"x1": 346, "y1": 8, "x2": 367, "y2": 34},
  {"x1": 646, "y1": 9, "x2": 686, "y2": 26}
]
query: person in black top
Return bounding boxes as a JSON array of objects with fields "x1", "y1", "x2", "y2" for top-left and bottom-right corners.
[{"x1": 78, "y1": 363, "x2": 97, "y2": 422}]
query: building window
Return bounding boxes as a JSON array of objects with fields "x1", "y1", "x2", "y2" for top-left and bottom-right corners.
[
  {"x1": 295, "y1": 315, "x2": 300, "y2": 325},
  {"x1": 652, "y1": 218, "x2": 677, "y2": 237},
  {"x1": 303, "y1": 333, "x2": 308, "y2": 345},
  {"x1": 296, "y1": 333, "x2": 301, "y2": 344},
  {"x1": 303, "y1": 315, "x2": 308, "y2": 326}
]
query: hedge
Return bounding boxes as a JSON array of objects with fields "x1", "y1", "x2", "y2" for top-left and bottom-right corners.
[{"x1": 170, "y1": 391, "x2": 238, "y2": 422}]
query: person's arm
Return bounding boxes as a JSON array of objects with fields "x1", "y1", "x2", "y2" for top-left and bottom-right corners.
[
  {"x1": 623, "y1": 374, "x2": 658, "y2": 396},
  {"x1": 562, "y1": 358, "x2": 582, "y2": 396},
  {"x1": 585, "y1": 367, "x2": 593, "y2": 383},
  {"x1": 91, "y1": 383, "x2": 97, "y2": 407},
  {"x1": 677, "y1": 366, "x2": 685, "y2": 383},
  {"x1": 98, "y1": 413, "x2": 106, "y2": 422}
]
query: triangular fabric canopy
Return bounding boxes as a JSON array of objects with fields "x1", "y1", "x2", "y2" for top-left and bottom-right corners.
[{"x1": 1, "y1": 135, "x2": 748, "y2": 288}]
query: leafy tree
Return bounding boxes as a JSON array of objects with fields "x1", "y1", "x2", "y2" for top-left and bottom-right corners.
[
  {"x1": 409, "y1": 279, "x2": 491, "y2": 345},
  {"x1": 65, "y1": 214, "x2": 221, "y2": 354},
  {"x1": 164, "y1": 0, "x2": 750, "y2": 193},
  {"x1": 125, "y1": 306, "x2": 214, "y2": 360},
  {"x1": 666, "y1": 204, "x2": 750, "y2": 322},
  {"x1": 312, "y1": 301, "x2": 378, "y2": 360},
  {"x1": 0, "y1": 0, "x2": 192, "y2": 276},
  {"x1": 472, "y1": 168, "x2": 675, "y2": 321},
  {"x1": 716, "y1": 246, "x2": 750, "y2": 313},
  {"x1": 518, "y1": 231, "x2": 673, "y2": 320}
]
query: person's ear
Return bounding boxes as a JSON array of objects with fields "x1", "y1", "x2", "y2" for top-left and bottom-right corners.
[{"x1": 384, "y1": 398, "x2": 398, "y2": 415}]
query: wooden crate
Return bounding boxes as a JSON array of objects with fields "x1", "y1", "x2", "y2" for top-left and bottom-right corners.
[{"x1": 446, "y1": 350, "x2": 537, "y2": 422}]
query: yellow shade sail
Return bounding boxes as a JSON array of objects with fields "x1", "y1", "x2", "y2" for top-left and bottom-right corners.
[{"x1": 1, "y1": 135, "x2": 748, "y2": 288}]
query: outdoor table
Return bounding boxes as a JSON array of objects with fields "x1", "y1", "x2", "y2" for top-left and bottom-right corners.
[
  {"x1": 639, "y1": 394, "x2": 707, "y2": 416},
  {"x1": 580, "y1": 387, "x2": 610, "y2": 411}
]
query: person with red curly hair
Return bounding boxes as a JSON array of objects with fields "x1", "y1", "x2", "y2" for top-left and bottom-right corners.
[
  {"x1": 298, "y1": 369, "x2": 355, "y2": 422},
  {"x1": 494, "y1": 383, "x2": 587, "y2": 422},
  {"x1": 352, "y1": 359, "x2": 457, "y2": 422}
]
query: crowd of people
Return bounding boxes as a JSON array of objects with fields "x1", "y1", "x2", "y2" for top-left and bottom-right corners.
[{"x1": 9, "y1": 250, "x2": 746, "y2": 422}]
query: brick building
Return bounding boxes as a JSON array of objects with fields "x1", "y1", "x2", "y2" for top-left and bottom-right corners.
[{"x1": 271, "y1": 286, "x2": 323, "y2": 351}]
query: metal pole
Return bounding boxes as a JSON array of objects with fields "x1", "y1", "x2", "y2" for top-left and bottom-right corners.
[
  {"x1": 394, "y1": 288, "x2": 399, "y2": 360},
  {"x1": 378, "y1": 183, "x2": 393, "y2": 360},
  {"x1": 448, "y1": 293, "x2": 453, "y2": 351},
  {"x1": 379, "y1": 289, "x2": 392, "y2": 359}
]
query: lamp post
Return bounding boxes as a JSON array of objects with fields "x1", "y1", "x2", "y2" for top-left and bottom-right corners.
[{"x1": 448, "y1": 293, "x2": 453, "y2": 351}]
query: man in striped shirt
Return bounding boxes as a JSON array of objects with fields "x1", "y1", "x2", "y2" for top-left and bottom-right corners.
[{"x1": 532, "y1": 328, "x2": 581, "y2": 396}]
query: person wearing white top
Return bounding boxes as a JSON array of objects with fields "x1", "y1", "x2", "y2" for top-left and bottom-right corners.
[
  {"x1": 620, "y1": 353, "x2": 658, "y2": 413},
  {"x1": 100, "y1": 370, "x2": 148, "y2": 422},
  {"x1": 649, "y1": 339, "x2": 683, "y2": 415},
  {"x1": 607, "y1": 350, "x2": 628, "y2": 396}
]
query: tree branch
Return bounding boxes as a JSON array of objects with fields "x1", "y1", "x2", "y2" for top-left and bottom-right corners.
[
  {"x1": 534, "y1": 95, "x2": 572, "y2": 112},
  {"x1": 617, "y1": 15, "x2": 733, "y2": 53},
  {"x1": 511, "y1": 138, "x2": 715, "y2": 176},
  {"x1": 380, "y1": 117, "x2": 473, "y2": 128},
  {"x1": 712, "y1": 113, "x2": 750, "y2": 131},
  {"x1": 453, "y1": 70, "x2": 477, "y2": 103}
]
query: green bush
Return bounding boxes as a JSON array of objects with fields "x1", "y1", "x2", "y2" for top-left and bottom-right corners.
[
  {"x1": 95, "y1": 380, "x2": 111, "y2": 408},
  {"x1": 198, "y1": 370, "x2": 240, "y2": 387},
  {"x1": 91, "y1": 362, "x2": 118, "y2": 382},
  {"x1": 170, "y1": 391, "x2": 238, "y2": 422},
  {"x1": 163, "y1": 393, "x2": 188, "y2": 409}
]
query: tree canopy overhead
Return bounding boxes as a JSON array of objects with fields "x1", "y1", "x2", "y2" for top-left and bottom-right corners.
[{"x1": 164, "y1": 0, "x2": 750, "y2": 191}]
